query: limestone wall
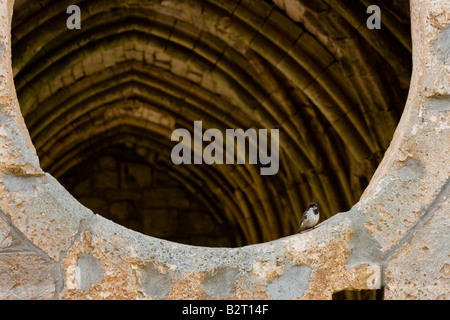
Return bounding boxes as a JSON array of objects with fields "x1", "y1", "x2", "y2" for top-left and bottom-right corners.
[
  {"x1": 60, "y1": 147, "x2": 237, "y2": 247},
  {"x1": 0, "y1": 0, "x2": 448, "y2": 299}
]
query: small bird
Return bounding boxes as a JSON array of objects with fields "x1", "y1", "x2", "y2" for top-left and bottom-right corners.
[{"x1": 297, "y1": 203, "x2": 320, "y2": 233}]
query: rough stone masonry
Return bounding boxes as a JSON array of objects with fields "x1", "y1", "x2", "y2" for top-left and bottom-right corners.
[{"x1": 0, "y1": 0, "x2": 448, "y2": 299}]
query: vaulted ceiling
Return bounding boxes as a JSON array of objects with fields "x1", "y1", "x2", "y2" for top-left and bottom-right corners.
[{"x1": 11, "y1": 0, "x2": 411, "y2": 246}]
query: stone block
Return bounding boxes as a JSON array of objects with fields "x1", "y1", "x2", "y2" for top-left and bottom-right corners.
[
  {"x1": 0, "y1": 253, "x2": 55, "y2": 299},
  {"x1": 108, "y1": 201, "x2": 134, "y2": 220},
  {"x1": 77, "y1": 196, "x2": 108, "y2": 215},
  {"x1": 385, "y1": 196, "x2": 450, "y2": 299},
  {"x1": 0, "y1": 0, "x2": 449, "y2": 301},
  {"x1": 2, "y1": 173, "x2": 92, "y2": 261}
]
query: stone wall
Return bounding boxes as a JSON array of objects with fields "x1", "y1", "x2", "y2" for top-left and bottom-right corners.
[
  {"x1": 0, "y1": 0, "x2": 448, "y2": 300},
  {"x1": 10, "y1": 0, "x2": 414, "y2": 243},
  {"x1": 60, "y1": 145, "x2": 238, "y2": 247}
]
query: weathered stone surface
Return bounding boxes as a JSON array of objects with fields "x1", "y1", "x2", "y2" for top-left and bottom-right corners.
[
  {"x1": 75, "y1": 252, "x2": 104, "y2": 291},
  {"x1": 140, "y1": 263, "x2": 173, "y2": 298},
  {"x1": 434, "y1": 25, "x2": 450, "y2": 64},
  {"x1": 0, "y1": 253, "x2": 55, "y2": 299},
  {"x1": 0, "y1": 173, "x2": 93, "y2": 261},
  {"x1": 0, "y1": 212, "x2": 13, "y2": 249},
  {"x1": 384, "y1": 192, "x2": 450, "y2": 299},
  {"x1": 0, "y1": 0, "x2": 448, "y2": 301},
  {"x1": 58, "y1": 210, "x2": 382, "y2": 300},
  {"x1": 266, "y1": 263, "x2": 312, "y2": 299},
  {"x1": 202, "y1": 266, "x2": 241, "y2": 298}
]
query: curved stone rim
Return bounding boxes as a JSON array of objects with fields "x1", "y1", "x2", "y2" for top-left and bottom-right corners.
[{"x1": 0, "y1": 0, "x2": 448, "y2": 299}]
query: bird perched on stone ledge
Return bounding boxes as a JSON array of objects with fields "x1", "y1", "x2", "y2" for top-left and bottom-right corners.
[{"x1": 297, "y1": 203, "x2": 320, "y2": 233}]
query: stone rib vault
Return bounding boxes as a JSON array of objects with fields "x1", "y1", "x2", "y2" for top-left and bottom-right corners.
[{"x1": 0, "y1": 0, "x2": 449, "y2": 299}]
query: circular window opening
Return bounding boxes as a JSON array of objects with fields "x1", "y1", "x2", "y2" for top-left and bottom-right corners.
[{"x1": 11, "y1": 1, "x2": 411, "y2": 247}]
